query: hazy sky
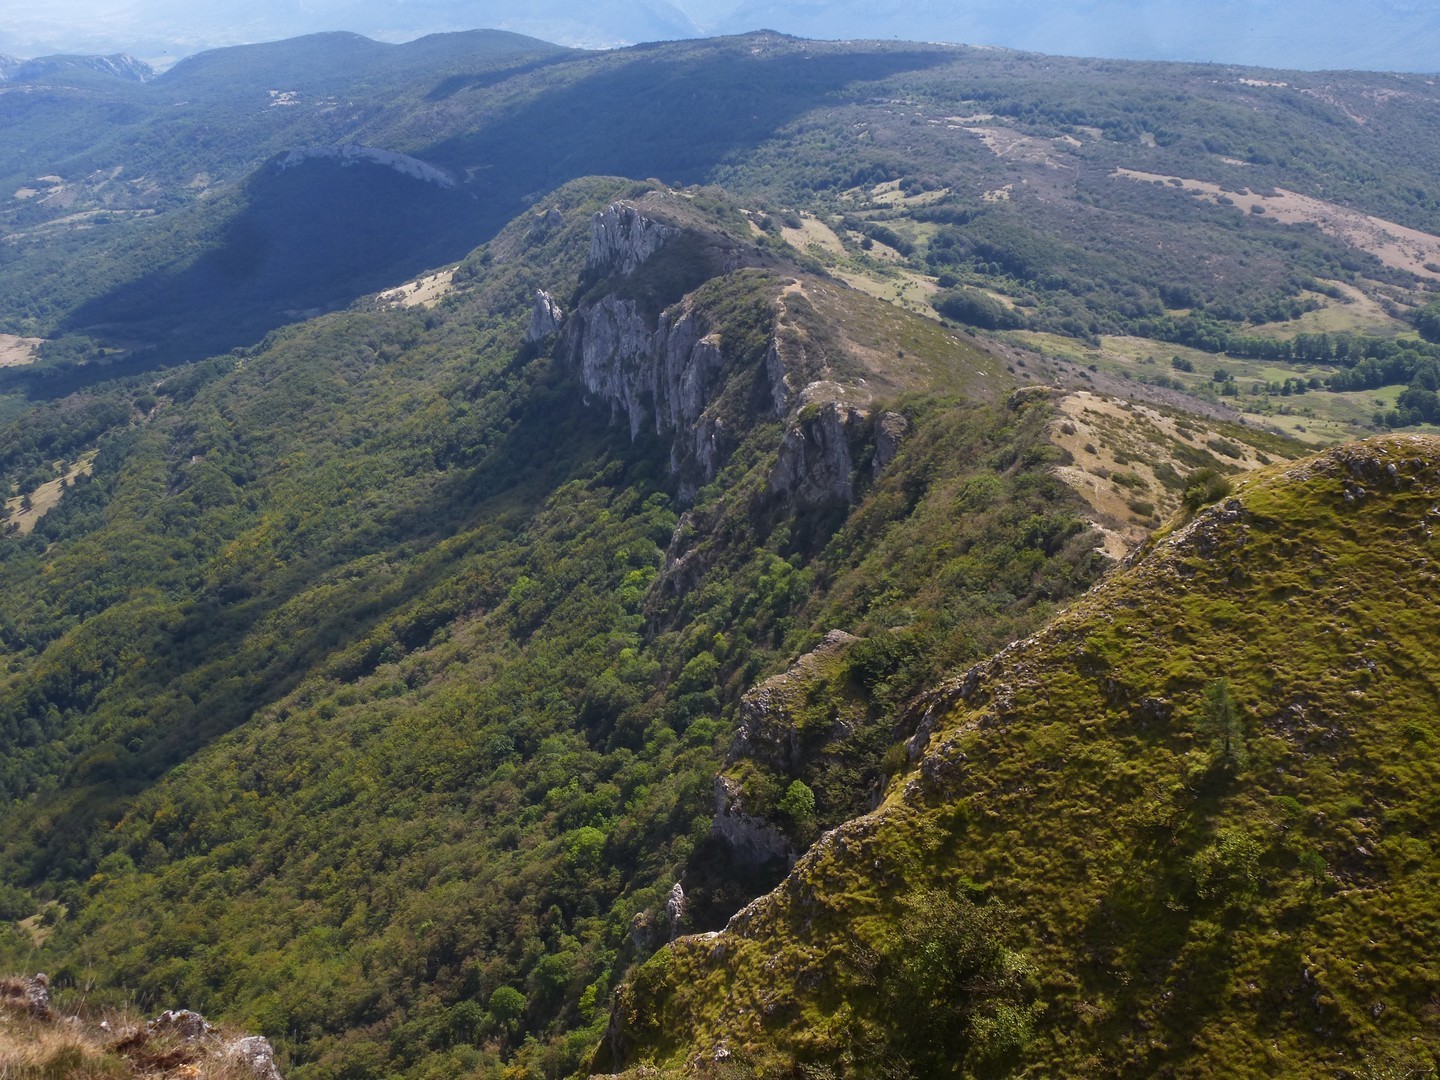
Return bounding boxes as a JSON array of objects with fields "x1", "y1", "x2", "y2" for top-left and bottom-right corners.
[{"x1": 2, "y1": 0, "x2": 1437, "y2": 72}]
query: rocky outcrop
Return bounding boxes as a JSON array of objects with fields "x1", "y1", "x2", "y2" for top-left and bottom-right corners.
[
  {"x1": 525, "y1": 289, "x2": 563, "y2": 344},
  {"x1": 769, "y1": 397, "x2": 867, "y2": 509},
  {"x1": 0, "y1": 985, "x2": 285, "y2": 1079},
  {"x1": 565, "y1": 296, "x2": 736, "y2": 484},
  {"x1": 228, "y1": 1035, "x2": 284, "y2": 1080},
  {"x1": 728, "y1": 630, "x2": 859, "y2": 771},
  {"x1": 0, "y1": 53, "x2": 154, "y2": 83},
  {"x1": 554, "y1": 200, "x2": 908, "y2": 506},
  {"x1": 713, "y1": 631, "x2": 863, "y2": 867},
  {"x1": 665, "y1": 883, "x2": 687, "y2": 940},
  {"x1": 20, "y1": 973, "x2": 52, "y2": 1020},
  {"x1": 872, "y1": 410, "x2": 910, "y2": 477},
  {"x1": 712, "y1": 775, "x2": 791, "y2": 867},
  {"x1": 148, "y1": 1008, "x2": 214, "y2": 1039},
  {"x1": 274, "y1": 144, "x2": 457, "y2": 188},
  {"x1": 587, "y1": 203, "x2": 681, "y2": 277}
]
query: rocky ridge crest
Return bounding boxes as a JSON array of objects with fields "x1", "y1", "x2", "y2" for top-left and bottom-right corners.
[{"x1": 532, "y1": 197, "x2": 907, "y2": 505}]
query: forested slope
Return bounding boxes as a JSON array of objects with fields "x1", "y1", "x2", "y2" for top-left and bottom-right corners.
[{"x1": 0, "y1": 179, "x2": 1125, "y2": 1078}]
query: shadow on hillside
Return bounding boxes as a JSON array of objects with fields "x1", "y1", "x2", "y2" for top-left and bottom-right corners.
[{"x1": 50, "y1": 45, "x2": 948, "y2": 382}]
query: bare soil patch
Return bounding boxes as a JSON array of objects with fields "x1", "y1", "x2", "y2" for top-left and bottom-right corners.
[
  {"x1": 965, "y1": 125, "x2": 1075, "y2": 169},
  {"x1": 0, "y1": 334, "x2": 41, "y2": 366},
  {"x1": 378, "y1": 268, "x2": 455, "y2": 309}
]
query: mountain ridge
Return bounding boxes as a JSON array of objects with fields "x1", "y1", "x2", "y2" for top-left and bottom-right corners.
[{"x1": 600, "y1": 431, "x2": 1440, "y2": 1076}]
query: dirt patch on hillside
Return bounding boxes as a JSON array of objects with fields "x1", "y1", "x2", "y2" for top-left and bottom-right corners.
[
  {"x1": 780, "y1": 214, "x2": 847, "y2": 257},
  {"x1": 1049, "y1": 391, "x2": 1275, "y2": 560},
  {"x1": 1114, "y1": 168, "x2": 1440, "y2": 280},
  {"x1": 379, "y1": 268, "x2": 455, "y2": 308},
  {"x1": 0, "y1": 334, "x2": 41, "y2": 366},
  {"x1": 6, "y1": 452, "x2": 97, "y2": 535},
  {"x1": 964, "y1": 126, "x2": 1075, "y2": 169}
]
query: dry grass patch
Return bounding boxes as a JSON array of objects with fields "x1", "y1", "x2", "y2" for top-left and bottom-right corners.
[
  {"x1": 377, "y1": 268, "x2": 455, "y2": 309},
  {"x1": 1243, "y1": 279, "x2": 1411, "y2": 339},
  {"x1": 0, "y1": 981, "x2": 282, "y2": 1080},
  {"x1": 778, "y1": 213, "x2": 847, "y2": 258},
  {"x1": 0, "y1": 335, "x2": 41, "y2": 368},
  {"x1": 1049, "y1": 390, "x2": 1282, "y2": 558},
  {"x1": 1114, "y1": 168, "x2": 1440, "y2": 280},
  {"x1": 6, "y1": 453, "x2": 97, "y2": 536}
]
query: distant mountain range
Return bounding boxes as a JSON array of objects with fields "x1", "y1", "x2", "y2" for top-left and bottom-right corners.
[
  {"x1": 0, "y1": 52, "x2": 154, "y2": 83},
  {"x1": 1, "y1": 0, "x2": 1437, "y2": 71}
]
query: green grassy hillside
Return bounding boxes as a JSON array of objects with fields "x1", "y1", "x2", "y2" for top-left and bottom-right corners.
[{"x1": 603, "y1": 433, "x2": 1440, "y2": 1077}]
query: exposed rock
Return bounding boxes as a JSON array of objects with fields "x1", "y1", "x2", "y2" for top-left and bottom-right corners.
[
  {"x1": 525, "y1": 289, "x2": 563, "y2": 344},
  {"x1": 654, "y1": 511, "x2": 706, "y2": 601},
  {"x1": 227, "y1": 1035, "x2": 284, "y2": 1080},
  {"x1": 665, "y1": 883, "x2": 686, "y2": 941},
  {"x1": 564, "y1": 199, "x2": 883, "y2": 509},
  {"x1": 0, "y1": 53, "x2": 154, "y2": 83},
  {"x1": 587, "y1": 202, "x2": 681, "y2": 277},
  {"x1": 728, "y1": 630, "x2": 859, "y2": 772},
  {"x1": 712, "y1": 630, "x2": 873, "y2": 865},
  {"x1": 871, "y1": 411, "x2": 910, "y2": 477},
  {"x1": 764, "y1": 338, "x2": 795, "y2": 415},
  {"x1": 23, "y1": 973, "x2": 53, "y2": 1020},
  {"x1": 712, "y1": 775, "x2": 791, "y2": 867},
  {"x1": 630, "y1": 911, "x2": 657, "y2": 952},
  {"x1": 148, "y1": 1009, "x2": 214, "y2": 1040},
  {"x1": 273, "y1": 144, "x2": 456, "y2": 188},
  {"x1": 769, "y1": 398, "x2": 865, "y2": 509},
  {"x1": 564, "y1": 295, "x2": 738, "y2": 487}
]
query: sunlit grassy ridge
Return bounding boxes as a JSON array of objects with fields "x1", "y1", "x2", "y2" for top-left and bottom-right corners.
[{"x1": 605, "y1": 433, "x2": 1440, "y2": 1078}]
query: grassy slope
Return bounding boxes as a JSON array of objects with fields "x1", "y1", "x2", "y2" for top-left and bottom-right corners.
[{"x1": 607, "y1": 433, "x2": 1440, "y2": 1078}]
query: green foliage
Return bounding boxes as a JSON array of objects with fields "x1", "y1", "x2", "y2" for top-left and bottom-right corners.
[
  {"x1": 1182, "y1": 467, "x2": 1233, "y2": 512},
  {"x1": 1189, "y1": 829, "x2": 1262, "y2": 903},
  {"x1": 776, "y1": 781, "x2": 816, "y2": 826},
  {"x1": 1196, "y1": 678, "x2": 1247, "y2": 770},
  {"x1": 488, "y1": 986, "x2": 526, "y2": 1029},
  {"x1": 1415, "y1": 300, "x2": 1440, "y2": 344},
  {"x1": 932, "y1": 287, "x2": 1024, "y2": 330},
  {"x1": 611, "y1": 435, "x2": 1440, "y2": 1078},
  {"x1": 875, "y1": 888, "x2": 1034, "y2": 1075}
]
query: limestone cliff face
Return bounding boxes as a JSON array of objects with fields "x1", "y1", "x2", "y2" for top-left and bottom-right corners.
[
  {"x1": 273, "y1": 144, "x2": 457, "y2": 188},
  {"x1": 586, "y1": 203, "x2": 681, "y2": 276},
  {"x1": 712, "y1": 775, "x2": 790, "y2": 867},
  {"x1": 564, "y1": 294, "x2": 732, "y2": 482},
  {"x1": 769, "y1": 398, "x2": 865, "y2": 509},
  {"x1": 525, "y1": 289, "x2": 563, "y2": 344},
  {"x1": 547, "y1": 201, "x2": 784, "y2": 491},
  {"x1": 536, "y1": 198, "x2": 907, "y2": 503},
  {"x1": 711, "y1": 630, "x2": 865, "y2": 868}
]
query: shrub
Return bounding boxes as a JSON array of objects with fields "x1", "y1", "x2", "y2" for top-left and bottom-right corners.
[
  {"x1": 932, "y1": 287, "x2": 1023, "y2": 330},
  {"x1": 778, "y1": 780, "x2": 816, "y2": 825},
  {"x1": 1182, "y1": 468, "x2": 1232, "y2": 512}
]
